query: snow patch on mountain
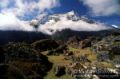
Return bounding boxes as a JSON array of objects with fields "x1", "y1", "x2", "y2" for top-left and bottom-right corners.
[{"x1": 112, "y1": 25, "x2": 119, "y2": 29}]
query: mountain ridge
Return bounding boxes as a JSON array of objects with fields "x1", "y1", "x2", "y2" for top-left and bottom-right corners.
[{"x1": 31, "y1": 11, "x2": 112, "y2": 35}]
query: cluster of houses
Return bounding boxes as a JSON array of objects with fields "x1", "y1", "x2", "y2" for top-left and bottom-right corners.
[
  {"x1": 61, "y1": 49, "x2": 119, "y2": 79},
  {"x1": 53, "y1": 35, "x2": 120, "y2": 79},
  {"x1": 60, "y1": 35, "x2": 120, "y2": 79},
  {"x1": 65, "y1": 62, "x2": 119, "y2": 79},
  {"x1": 91, "y1": 35, "x2": 120, "y2": 61}
]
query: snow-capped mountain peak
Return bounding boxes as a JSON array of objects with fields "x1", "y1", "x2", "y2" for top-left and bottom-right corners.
[{"x1": 31, "y1": 11, "x2": 111, "y2": 35}]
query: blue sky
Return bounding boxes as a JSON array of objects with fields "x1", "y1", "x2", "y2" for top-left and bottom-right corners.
[
  {"x1": 51, "y1": 0, "x2": 88, "y2": 15},
  {"x1": 0, "y1": 0, "x2": 120, "y2": 31},
  {"x1": 51, "y1": 0, "x2": 120, "y2": 26}
]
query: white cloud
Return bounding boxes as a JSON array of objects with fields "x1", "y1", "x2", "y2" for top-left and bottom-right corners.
[
  {"x1": 0, "y1": 13, "x2": 34, "y2": 31},
  {"x1": 38, "y1": 0, "x2": 60, "y2": 11},
  {"x1": 80, "y1": 0, "x2": 120, "y2": 16},
  {"x1": 1, "y1": 0, "x2": 60, "y2": 17}
]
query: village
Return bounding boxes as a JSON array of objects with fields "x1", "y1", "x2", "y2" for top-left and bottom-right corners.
[{"x1": 45, "y1": 35, "x2": 120, "y2": 79}]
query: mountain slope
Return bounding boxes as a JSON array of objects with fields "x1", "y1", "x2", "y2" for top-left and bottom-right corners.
[
  {"x1": 0, "y1": 31, "x2": 50, "y2": 44},
  {"x1": 51, "y1": 29, "x2": 115, "y2": 41}
]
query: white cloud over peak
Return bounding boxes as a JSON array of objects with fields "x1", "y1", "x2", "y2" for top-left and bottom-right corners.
[
  {"x1": 39, "y1": 20, "x2": 110, "y2": 35},
  {"x1": 80, "y1": 0, "x2": 120, "y2": 16}
]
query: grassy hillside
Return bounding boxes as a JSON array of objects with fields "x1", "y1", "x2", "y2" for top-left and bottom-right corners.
[{"x1": 0, "y1": 31, "x2": 119, "y2": 79}]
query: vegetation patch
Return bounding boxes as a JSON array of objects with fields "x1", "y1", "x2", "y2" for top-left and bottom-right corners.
[{"x1": 0, "y1": 42, "x2": 53, "y2": 79}]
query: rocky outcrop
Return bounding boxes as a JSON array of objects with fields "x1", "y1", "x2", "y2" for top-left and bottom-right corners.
[
  {"x1": 80, "y1": 38, "x2": 92, "y2": 49},
  {"x1": 54, "y1": 66, "x2": 66, "y2": 77},
  {"x1": 47, "y1": 45, "x2": 68, "y2": 55}
]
